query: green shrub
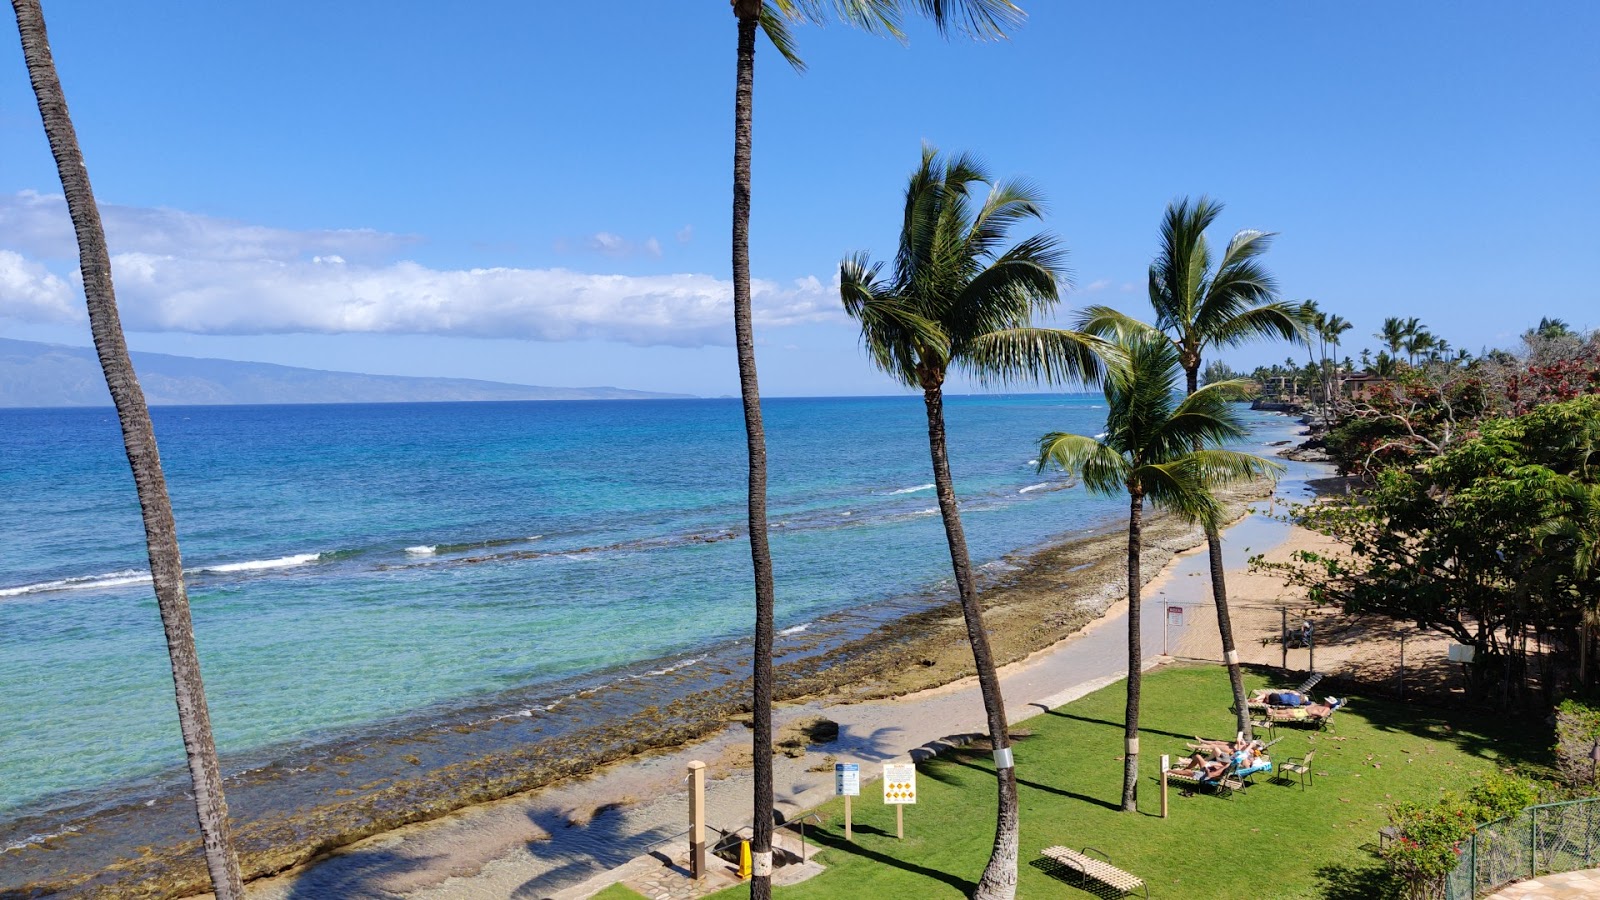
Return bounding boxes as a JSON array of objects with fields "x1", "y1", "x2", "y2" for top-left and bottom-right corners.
[
  {"x1": 1554, "y1": 699, "x2": 1600, "y2": 790},
  {"x1": 1382, "y1": 772, "x2": 1544, "y2": 900}
]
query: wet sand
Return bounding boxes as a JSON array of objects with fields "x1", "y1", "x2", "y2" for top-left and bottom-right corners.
[{"x1": 210, "y1": 477, "x2": 1306, "y2": 900}]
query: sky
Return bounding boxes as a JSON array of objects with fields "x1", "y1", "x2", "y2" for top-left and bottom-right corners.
[{"x1": 0, "y1": 1, "x2": 1595, "y2": 397}]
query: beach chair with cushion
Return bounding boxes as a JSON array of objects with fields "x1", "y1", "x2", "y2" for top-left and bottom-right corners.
[
  {"x1": 1040, "y1": 845, "x2": 1149, "y2": 899},
  {"x1": 1279, "y1": 750, "x2": 1316, "y2": 789},
  {"x1": 1167, "y1": 760, "x2": 1244, "y2": 798}
]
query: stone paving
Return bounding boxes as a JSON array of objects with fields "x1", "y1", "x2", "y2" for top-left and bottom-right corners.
[{"x1": 1488, "y1": 867, "x2": 1600, "y2": 899}]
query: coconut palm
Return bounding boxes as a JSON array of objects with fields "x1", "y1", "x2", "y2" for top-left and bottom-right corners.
[
  {"x1": 724, "y1": 5, "x2": 1020, "y2": 894},
  {"x1": 10, "y1": 2, "x2": 244, "y2": 896},
  {"x1": 1377, "y1": 317, "x2": 1408, "y2": 357},
  {"x1": 1038, "y1": 334, "x2": 1280, "y2": 810},
  {"x1": 839, "y1": 145, "x2": 1110, "y2": 898},
  {"x1": 1076, "y1": 197, "x2": 1305, "y2": 741}
]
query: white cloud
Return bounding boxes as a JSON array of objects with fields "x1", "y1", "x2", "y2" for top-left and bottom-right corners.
[
  {"x1": 0, "y1": 190, "x2": 411, "y2": 263},
  {"x1": 1083, "y1": 278, "x2": 1112, "y2": 292},
  {"x1": 584, "y1": 230, "x2": 664, "y2": 259},
  {"x1": 676, "y1": 225, "x2": 694, "y2": 244},
  {"x1": 0, "y1": 249, "x2": 78, "y2": 322},
  {"x1": 0, "y1": 193, "x2": 842, "y2": 348}
]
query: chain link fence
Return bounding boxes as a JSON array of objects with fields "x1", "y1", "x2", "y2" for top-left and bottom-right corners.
[{"x1": 1445, "y1": 798, "x2": 1600, "y2": 899}]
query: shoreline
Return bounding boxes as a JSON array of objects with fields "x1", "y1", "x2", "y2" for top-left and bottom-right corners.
[
  {"x1": 225, "y1": 475, "x2": 1301, "y2": 900},
  {"x1": 4, "y1": 443, "x2": 1317, "y2": 899}
]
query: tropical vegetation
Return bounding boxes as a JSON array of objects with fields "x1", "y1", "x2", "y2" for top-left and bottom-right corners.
[
  {"x1": 1078, "y1": 196, "x2": 1305, "y2": 741},
  {"x1": 1037, "y1": 333, "x2": 1278, "y2": 809},
  {"x1": 839, "y1": 144, "x2": 1110, "y2": 895}
]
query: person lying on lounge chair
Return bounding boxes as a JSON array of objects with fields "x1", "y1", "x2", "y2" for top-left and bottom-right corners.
[{"x1": 1172, "y1": 753, "x2": 1231, "y2": 782}]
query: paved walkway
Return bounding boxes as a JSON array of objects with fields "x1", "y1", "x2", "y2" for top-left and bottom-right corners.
[{"x1": 1488, "y1": 868, "x2": 1600, "y2": 898}]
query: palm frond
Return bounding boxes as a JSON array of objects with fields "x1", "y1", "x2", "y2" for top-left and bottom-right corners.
[
  {"x1": 967, "y1": 327, "x2": 1115, "y2": 387},
  {"x1": 1138, "y1": 459, "x2": 1225, "y2": 527},
  {"x1": 1185, "y1": 448, "x2": 1284, "y2": 484},
  {"x1": 1072, "y1": 305, "x2": 1160, "y2": 342},
  {"x1": 1037, "y1": 432, "x2": 1126, "y2": 495},
  {"x1": 1203, "y1": 301, "x2": 1310, "y2": 349},
  {"x1": 840, "y1": 251, "x2": 947, "y2": 385},
  {"x1": 759, "y1": 3, "x2": 807, "y2": 73},
  {"x1": 906, "y1": 0, "x2": 1024, "y2": 40}
]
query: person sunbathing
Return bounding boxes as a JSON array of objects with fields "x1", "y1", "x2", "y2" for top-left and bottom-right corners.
[{"x1": 1173, "y1": 753, "x2": 1231, "y2": 782}]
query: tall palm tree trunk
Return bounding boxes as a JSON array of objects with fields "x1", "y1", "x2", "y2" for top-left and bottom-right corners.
[
  {"x1": 922, "y1": 381, "x2": 1019, "y2": 900},
  {"x1": 1122, "y1": 488, "x2": 1144, "y2": 812},
  {"x1": 1186, "y1": 367, "x2": 1252, "y2": 740},
  {"x1": 729, "y1": 5, "x2": 776, "y2": 896},
  {"x1": 11, "y1": 3, "x2": 244, "y2": 896}
]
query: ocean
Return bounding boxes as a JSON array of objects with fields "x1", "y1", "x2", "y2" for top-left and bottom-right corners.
[{"x1": 0, "y1": 395, "x2": 1314, "y2": 880}]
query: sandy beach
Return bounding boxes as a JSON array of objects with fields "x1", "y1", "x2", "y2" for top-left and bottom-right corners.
[{"x1": 209, "y1": 467, "x2": 1354, "y2": 900}]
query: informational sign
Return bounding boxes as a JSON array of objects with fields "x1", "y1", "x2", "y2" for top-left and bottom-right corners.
[
  {"x1": 1167, "y1": 606, "x2": 1184, "y2": 626},
  {"x1": 835, "y1": 762, "x2": 860, "y2": 797},
  {"x1": 883, "y1": 763, "x2": 917, "y2": 805}
]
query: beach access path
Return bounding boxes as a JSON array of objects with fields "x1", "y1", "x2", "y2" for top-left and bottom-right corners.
[{"x1": 223, "y1": 492, "x2": 1332, "y2": 900}]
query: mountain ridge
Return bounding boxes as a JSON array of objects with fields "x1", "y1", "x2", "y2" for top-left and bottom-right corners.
[{"x1": 0, "y1": 338, "x2": 692, "y2": 407}]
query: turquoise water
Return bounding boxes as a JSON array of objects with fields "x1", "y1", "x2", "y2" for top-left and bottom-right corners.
[{"x1": 0, "y1": 396, "x2": 1308, "y2": 821}]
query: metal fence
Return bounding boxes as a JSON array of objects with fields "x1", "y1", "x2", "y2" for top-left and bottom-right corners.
[{"x1": 1445, "y1": 798, "x2": 1600, "y2": 899}]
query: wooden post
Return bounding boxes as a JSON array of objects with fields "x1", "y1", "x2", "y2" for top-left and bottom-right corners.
[
  {"x1": 687, "y1": 760, "x2": 706, "y2": 879},
  {"x1": 1160, "y1": 754, "x2": 1170, "y2": 819},
  {"x1": 896, "y1": 804, "x2": 904, "y2": 840},
  {"x1": 844, "y1": 795, "x2": 852, "y2": 842},
  {"x1": 1281, "y1": 607, "x2": 1288, "y2": 669}
]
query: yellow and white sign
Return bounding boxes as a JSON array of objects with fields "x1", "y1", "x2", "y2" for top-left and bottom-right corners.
[{"x1": 883, "y1": 762, "x2": 917, "y2": 804}]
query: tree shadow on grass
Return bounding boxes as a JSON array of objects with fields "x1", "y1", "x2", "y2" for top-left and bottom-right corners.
[
  {"x1": 806, "y1": 827, "x2": 977, "y2": 895},
  {"x1": 926, "y1": 752, "x2": 1122, "y2": 813},
  {"x1": 1332, "y1": 695, "x2": 1554, "y2": 772},
  {"x1": 1314, "y1": 859, "x2": 1401, "y2": 900},
  {"x1": 1027, "y1": 704, "x2": 1197, "y2": 742}
]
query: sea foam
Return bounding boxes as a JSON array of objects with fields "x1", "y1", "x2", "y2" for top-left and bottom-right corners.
[
  {"x1": 195, "y1": 553, "x2": 320, "y2": 574},
  {"x1": 0, "y1": 569, "x2": 150, "y2": 599},
  {"x1": 889, "y1": 483, "x2": 934, "y2": 495}
]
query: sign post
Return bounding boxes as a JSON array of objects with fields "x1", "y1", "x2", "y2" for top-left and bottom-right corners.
[
  {"x1": 687, "y1": 760, "x2": 706, "y2": 879},
  {"x1": 835, "y1": 762, "x2": 860, "y2": 841},
  {"x1": 1160, "y1": 754, "x2": 1170, "y2": 819},
  {"x1": 883, "y1": 762, "x2": 917, "y2": 839}
]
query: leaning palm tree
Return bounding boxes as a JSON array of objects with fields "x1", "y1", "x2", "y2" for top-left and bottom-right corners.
[
  {"x1": 840, "y1": 145, "x2": 1109, "y2": 899},
  {"x1": 10, "y1": 2, "x2": 244, "y2": 897},
  {"x1": 723, "y1": 4, "x2": 1021, "y2": 896},
  {"x1": 1037, "y1": 333, "x2": 1280, "y2": 811},
  {"x1": 1077, "y1": 197, "x2": 1305, "y2": 741}
]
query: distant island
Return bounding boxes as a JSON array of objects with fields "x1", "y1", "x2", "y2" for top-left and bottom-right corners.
[{"x1": 0, "y1": 338, "x2": 693, "y2": 407}]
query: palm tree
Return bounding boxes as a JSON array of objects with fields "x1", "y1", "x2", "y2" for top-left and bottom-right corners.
[
  {"x1": 1077, "y1": 197, "x2": 1305, "y2": 741},
  {"x1": 839, "y1": 145, "x2": 1109, "y2": 898},
  {"x1": 1038, "y1": 334, "x2": 1279, "y2": 810},
  {"x1": 10, "y1": 3, "x2": 244, "y2": 896},
  {"x1": 1377, "y1": 317, "x2": 1408, "y2": 357},
  {"x1": 724, "y1": 5, "x2": 1019, "y2": 894},
  {"x1": 1360, "y1": 348, "x2": 1373, "y2": 371},
  {"x1": 1320, "y1": 314, "x2": 1352, "y2": 410}
]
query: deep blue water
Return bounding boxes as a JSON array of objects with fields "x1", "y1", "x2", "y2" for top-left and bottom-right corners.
[{"x1": 0, "y1": 395, "x2": 1309, "y2": 820}]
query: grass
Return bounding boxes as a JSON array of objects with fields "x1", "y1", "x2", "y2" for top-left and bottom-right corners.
[
  {"x1": 591, "y1": 884, "x2": 649, "y2": 899},
  {"x1": 708, "y1": 664, "x2": 1550, "y2": 900}
]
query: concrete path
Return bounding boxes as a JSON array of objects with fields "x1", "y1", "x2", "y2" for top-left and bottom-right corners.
[{"x1": 1487, "y1": 868, "x2": 1600, "y2": 899}]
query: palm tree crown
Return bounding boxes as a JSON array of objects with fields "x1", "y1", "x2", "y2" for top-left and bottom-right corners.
[
  {"x1": 841, "y1": 145, "x2": 1110, "y2": 390},
  {"x1": 1038, "y1": 335, "x2": 1279, "y2": 523}
]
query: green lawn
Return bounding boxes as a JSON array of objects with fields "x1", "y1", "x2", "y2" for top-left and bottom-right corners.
[
  {"x1": 709, "y1": 664, "x2": 1549, "y2": 900},
  {"x1": 592, "y1": 884, "x2": 649, "y2": 900}
]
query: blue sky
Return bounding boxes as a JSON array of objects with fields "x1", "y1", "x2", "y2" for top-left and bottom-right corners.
[{"x1": 0, "y1": 1, "x2": 1595, "y2": 397}]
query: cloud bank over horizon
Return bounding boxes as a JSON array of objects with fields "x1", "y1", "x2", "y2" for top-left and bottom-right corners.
[{"x1": 0, "y1": 191, "x2": 840, "y2": 347}]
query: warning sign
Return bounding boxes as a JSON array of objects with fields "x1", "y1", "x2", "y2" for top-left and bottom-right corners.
[
  {"x1": 883, "y1": 762, "x2": 917, "y2": 805},
  {"x1": 1167, "y1": 606, "x2": 1184, "y2": 626}
]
